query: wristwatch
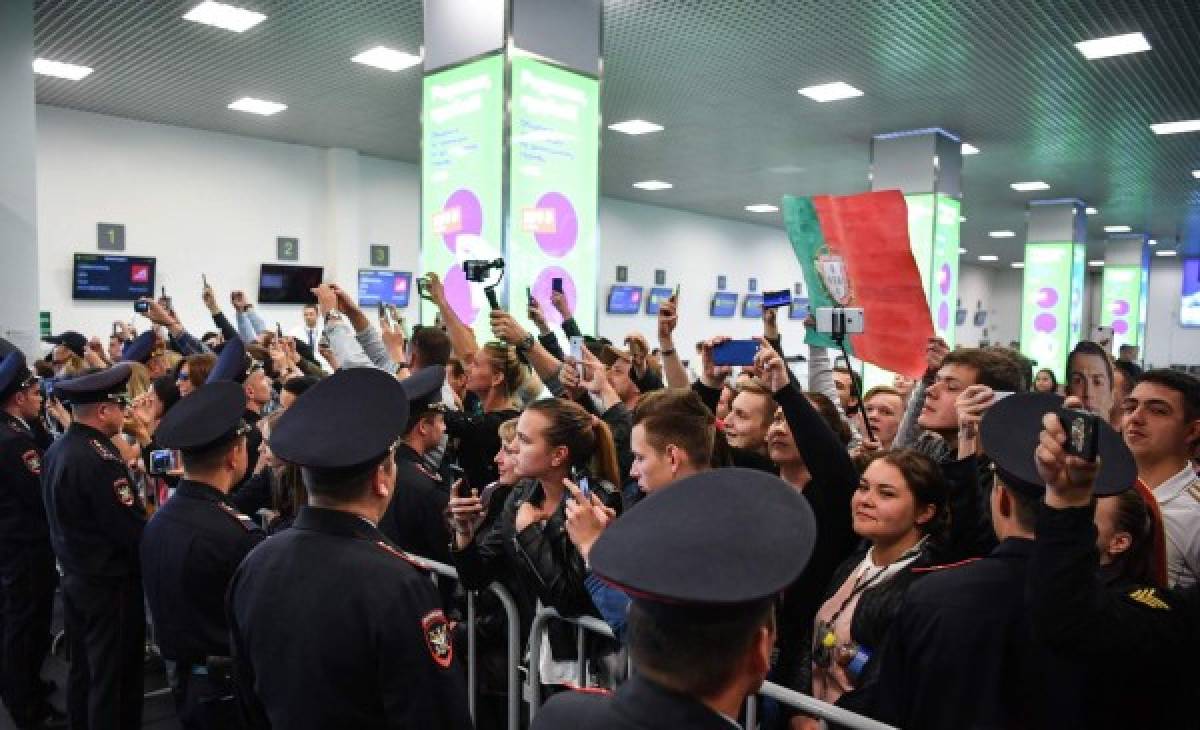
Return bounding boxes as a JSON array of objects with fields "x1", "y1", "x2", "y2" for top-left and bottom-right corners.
[
  {"x1": 324, "y1": 310, "x2": 343, "y2": 324},
  {"x1": 515, "y1": 333, "x2": 536, "y2": 352}
]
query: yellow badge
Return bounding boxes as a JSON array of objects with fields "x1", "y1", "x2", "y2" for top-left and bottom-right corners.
[
  {"x1": 1186, "y1": 479, "x2": 1200, "y2": 504},
  {"x1": 1128, "y1": 588, "x2": 1170, "y2": 611}
]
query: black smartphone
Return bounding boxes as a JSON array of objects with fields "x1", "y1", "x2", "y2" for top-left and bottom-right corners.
[
  {"x1": 570, "y1": 465, "x2": 592, "y2": 501},
  {"x1": 673, "y1": 284, "x2": 680, "y2": 300},
  {"x1": 202, "y1": 273, "x2": 208, "y2": 288},
  {"x1": 134, "y1": 300, "x2": 149, "y2": 314},
  {"x1": 1058, "y1": 408, "x2": 1099, "y2": 462},
  {"x1": 111, "y1": 322, "x2": 119, "y2": 337},
  {"x1": 276, "y1": 322, "x2": 283, "y2": 338},
  {"x1": 552, "y1": 277, "x2": 563, "y2": 294},
  {"x1": 527, "y1": 287, "x2": 535, "y2": 306},
  {"x1": 449, "y1": 465, "x2": 467, "y2": 495},
  {"x1": 377, "y1": 301, "x2": 388, "y2": 322}
]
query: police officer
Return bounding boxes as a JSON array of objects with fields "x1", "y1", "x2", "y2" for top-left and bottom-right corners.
[
  {"x1": 41, "y1": 364, "x2": 147, "y2": 730},
  {"x1": 226, "y1": 368, "x2": 472, "y2": 729},
  {"x1": 140, "y1": 381, "x2": 265, "y2": 729},
  {"x1": 532, "y1": 468, "x2": 816, "y2": 730},
  {"x1": 380, "y1": 365, "x2": 453, "y2": 565},
  {"x1": 208, "y1": 339, "x2": 268, "y2": 514},
  {"x1": 0, "y1": 353, "x2": 64, "y2": 729}
]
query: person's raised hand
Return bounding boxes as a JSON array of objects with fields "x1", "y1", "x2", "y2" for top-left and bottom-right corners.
[
  {"x1": 447, "y1": 483, "x2": 487, "y2": 546},
  {"x1": 380, "y1": 321, "x2": 407, "y2": 364},
  {"x1": 423, "y1": 272, "x2": 446, "y2": 304},
  {"x1": 515, "y1": 498, "x2": 556, "y2": 532},
  {"x1": 140, "y1": 298, "x2": 176, "y2": 327},
  {"x1": 1035, "y1": 411, "x2": 1100, "y2": 507},
  {"x1": 202, "y1": 281, "x2": 218, "y2": 313},
  {"x1": 528, "y1": 297, "x2": 548, "y2": 331},
  {"x1": 231, "y1": 290, "x2": 248, "y2": 312},
  {"x1": 925, "y1": 337, "x2": 950, "y2": 378},
  {"x1": 560, "y1": 356, "x2": 583, "y2": 391},
  {"x1": 551, "y1": 291, "x2": 571, "y2": 320},
  {"x1": 955, "y1": 384, "x2": 995, "y2": 457},
  {"x1": 329, "y1": 284, "x2": 360, "y2": 315},
  {"x1": 489, "y1": 310, "x2": 528, "y2": 345},
  {"x1": 657, "y1": 296, "x2": 678, "y2": 344},
  {"x1": 564, "y1": 479, "x2": 615, "y2": 560},
  {"x1": 310, "y1": 283, "x2": 338, "y2": 316},
  {"x1": 763, "y1": 305, "x2": 779, "y2": 338},
  {"x1": 753, "y1": 336, "x2": 789, "y2": 393},
  {"x1": 579, "y1": 346, "x2": 610, "y2": 395},
  {"x1": 318, "y1": 343, "x2": 339, "y2": 371}
]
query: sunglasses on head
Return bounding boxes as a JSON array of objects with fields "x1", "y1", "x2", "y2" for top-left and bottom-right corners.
[{"x1": 104, "y1": 392, "x2": 132, "y2": 409}]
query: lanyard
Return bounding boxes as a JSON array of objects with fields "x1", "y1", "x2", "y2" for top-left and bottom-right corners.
[{"x1": 828, "y1": 538, "x2": 926, "y2": 626}]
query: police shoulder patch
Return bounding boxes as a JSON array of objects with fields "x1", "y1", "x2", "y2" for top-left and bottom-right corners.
[
  {"x1": 1128, "y1": 587, "x2": 1170, "y2": 611},
  {"x1": 112, "y1": 477, "x2": 136, "y2": 507},
  {"x1": 421, "y1": 609, "x2": 454, "y2": 669},
  {"x1": 21, "y1": 449, "x2": 41, "y2": 475}
]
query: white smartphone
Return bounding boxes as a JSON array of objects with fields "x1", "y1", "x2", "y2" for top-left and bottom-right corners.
[{"x1": 569, "y1": 336, "x2": 585, "y2": 378}]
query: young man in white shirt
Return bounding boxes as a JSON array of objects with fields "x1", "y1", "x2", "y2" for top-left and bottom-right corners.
[{"x1": 1120, "y1": 369, "x2": 1200, "y2": 587}]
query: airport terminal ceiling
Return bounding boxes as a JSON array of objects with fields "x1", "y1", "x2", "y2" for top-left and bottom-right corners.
[{"x1": 32, "y1": 0, "x2": 1200, "y2": 261}]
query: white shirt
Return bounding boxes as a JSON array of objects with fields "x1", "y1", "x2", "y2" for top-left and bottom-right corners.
[
  {"x1": 1151, "y1": 464, "x2": 1200, "y2": 589},
  {"x1": 289, "y1": 324, "x2": 331, "y2": 372}
]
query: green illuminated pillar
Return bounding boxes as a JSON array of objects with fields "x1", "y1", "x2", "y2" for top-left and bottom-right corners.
[
  {"x1": 1020, "y1": 199, "x2": 1088, "y2": 381},
  {"x1": 420, "y1": 0, "x2": 602, "y2": 333},
  {"x1": 1100, "y1": 233, "x2": 1150, "y2": 351},
  {"x1": 864, "y1": 129, "x2": 962, "y2": 388}
]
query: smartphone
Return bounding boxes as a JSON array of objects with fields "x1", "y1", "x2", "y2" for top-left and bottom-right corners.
[
  {"x1": 673, "y1": 284, "x2": 680, "y2": 300},
  {"x1": 552, "y1": 277, "x2": 564, "y2": 294},
  {"x1": 762, "y1": 289, "x2": 792, "y2": 309},
  {"x1": 526, "y1": 287, "x2": 535, "y2": 306},
  {"x1": 570, "y1": 465, "x2": 591, "y2": 501},
  {"x1": 276, "y1": 322, "x2": 284, "y2": 338},
  {"x1": 815, "y1": 306, "x2": 865, "y2": 335},
  {"x1": 149, "y1": 449, "x2": 180, "y2": 475},
  {"x1": 448, "y1": 465, "x2": 467, "y2": 496},
  {"x1": 134, "y1": 300, "x2": 150, "y2": 314},
  {"x1": 1058, "y1": 408, "x2": 1099, "y2": 462},
  {"x1": 569, "y1": 335, "x2": 586, "y2": 378},
  {"x1": 112, "y1": 321, "x2": 120, "y2": 337},
  {"x1": 202, "y1": 273, "x2": 208, "y2": 288},
  {"x1": 992, "y1": 391, "x2": 1014, "y2": 402},
  {"x1": 711, "y1": 339, "x2": 760, "y2": 367},
  {"x1": 377, "y1": 301, "x2": 388, "y2": 323}
]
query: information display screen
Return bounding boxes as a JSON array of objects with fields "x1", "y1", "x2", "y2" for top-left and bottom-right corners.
[
  {"x1": 72, "y1": 254, "x2": 155, "y2": 301},
  {"x1": 257, "y1": 264, "x2": 323, "y2": 305},
  {"x1": 1182, "y1": 258, "x2": 1200, "y2": 327},
  {"x1": 357, "y1": 270, "x2": 412, "y2": 307},
  {"x1": 711, "y1": 292, "x2": 738, "y2": 318},
  {"x1": 645, "y1": 287, "x2": 674, "y2": 315},
  {"x1": 742, "y1": 294, "x2": 763, "y2": 318},
  {"x1": 789, "y1": 297, "x2": 810, "y2": 320},
  {"x1": 606, "y1": 285, "x2": 643, "y2": 314}
]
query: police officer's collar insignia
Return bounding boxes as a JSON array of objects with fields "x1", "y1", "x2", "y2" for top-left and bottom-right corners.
[
  {"x1": 1128, "y1": 587, "x2": 1170, "y2": 610},
  {"x1": 421, "y1": 610, "x2": 454, "y2": 669},
  {"x1": 1187, "y1": 479, "x2": 1200, "y2": 504},
  {"x1": 90, "y1": 439, "x2": 121, "y2": 462},
  {"x1": 216, "y1": 501, "x2": 257, "y2": 531},
  {"x1": 414, "y1": 462, "x2": 441, "y2": 482},
  {"x1": 112, "y1": 477, "x2": 135, "y2": 507},
  {"x1": 21, "y1": 449, "x2": 41, "y2": 475},
  {"x1": 374, "y1": 540, "x2": 427, "y2": 570}
]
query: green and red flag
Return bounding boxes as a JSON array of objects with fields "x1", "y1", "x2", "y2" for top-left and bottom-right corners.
[{"x1": 782, "y1": 190, "x2": 933, "y2": 377}]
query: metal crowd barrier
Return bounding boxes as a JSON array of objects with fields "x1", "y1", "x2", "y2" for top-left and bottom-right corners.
[{"x1": 524, "y1": 606, "x2": 897, "y2": 730}]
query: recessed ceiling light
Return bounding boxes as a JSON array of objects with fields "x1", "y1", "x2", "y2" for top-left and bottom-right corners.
[
  {"x1": 1074, "y1": 32, "x2": 1151, "y2": 60},
  {"x1": 1104, "y1": 225, "x2": 1132, "y2": 233},
  {"x1": 745, "y1": 204, "x2": 779, "y2": 213},
  {"x1": 32, "y1": 58, "x2": 93, "y2": 80},
  {"x1": 1192, "y1": 170, "x2": 1200, "y2": 179},
  {"x1": 1011, "y1": 181, "x2": 1051, "y2": 192},
  {"x1": 1155, "y1": 249, "x2": 1177, "y2": 257},
  {"x1": 959, "y1": 215, "x2": 967, "y2": 223},
  {"x1": 989, "y1": 230, "x2": 1016, "y2": 238},
  {"x1": 1148, "y1": 238, "x2": 1158, "y2": 245},
  {"x1": 958, "y1": 247, "x2": 967, "y2": 254},
  {"x1": 1150, "y1": 119, "x2": 1200, "y2": 135},
  {"x1": 961, "y1": 143, "x2": 980, "y2": 155},
  {"x1": 1085, "y1": 207, "x2": 1099, "y2": 215},
  {"x1": 183, "y1": 1, "x2": 265, "y2": 32},
  {"x1": 1088, "y1": 260, "x2": 1105, "y2": 267},
  {"x1": 228, "y1": 97, "x2": 286, "y2": 115},
  {"x1": 797, "y1": 82, "x2": 863, "y2": 102},
  {"x1": 352, "y1": 46, "x2": 421, "y2": 72},
  {"x1": 979, "y1": 255, "x2": 999, "y2": 262},
  {"x1": 633, "y1": 180, "x2": 672, "y2": 191},
  {"x1": 1011, "y1": 262, "x2": 1025, "y2": 269},
  {"x1": 608, "y1": 119, "x2": 663, "y2": 135}
]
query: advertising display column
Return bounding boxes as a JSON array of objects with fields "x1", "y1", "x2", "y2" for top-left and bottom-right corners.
[
  {"x1": 1100, "y1": 233, "x2": 1150, "y2": 351},
  {"x1": 1019, "y1": 200, "x2": 1087, "y2": 381}
]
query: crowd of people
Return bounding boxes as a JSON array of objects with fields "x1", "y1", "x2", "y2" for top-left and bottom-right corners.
[{"x1": 1, "y1": 270, "x2": 1199, "y2": 730}]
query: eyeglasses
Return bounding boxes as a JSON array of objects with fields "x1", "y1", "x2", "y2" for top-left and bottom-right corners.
[
  {"x1": 177, "y1": 370, "x2": 190, "y2": 382},
  {"x1": 104, "y1": 393, "x2": 132, "y2": 409}
]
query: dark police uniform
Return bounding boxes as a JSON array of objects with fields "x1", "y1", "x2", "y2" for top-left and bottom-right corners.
[
  {"x1": 207, "y1": 339, "x2": 268, "y2": 513},
  {"x1": 380, "y1": 366, "x2": 453, "y2": 566},
  {"x1": 227, "y1": 367, "x2": 472, "y2": 730},
  {"x1": 0, "y1": 352, "x2": 61, "y2": 728},
  {"x1": 139, "y1": 381, "x2": 265, "y2": 730},
  {"x1": 866, "y1": 392, "x2": 1140, "y2": 730},
  {"x1": 41, "y1": 364, "x2": 147, "y2": 730},
  {"x1": 533, "y1": 469, "x2": 817, "y2": 730}
]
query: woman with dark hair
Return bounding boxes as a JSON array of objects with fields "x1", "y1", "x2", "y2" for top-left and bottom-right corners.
[
  {"x1": 1033, "y1": 367, "x2": 1059, "y2": 394},
  {"x1": 1095, "y1": 481, "x2": 1167, "y2": 589},
  {"x1": 256, "y1": 411, "x2": 307, "y2": 533},
  {"x1": 175, "y1": 352, "x2": 216, "y2": 397}
]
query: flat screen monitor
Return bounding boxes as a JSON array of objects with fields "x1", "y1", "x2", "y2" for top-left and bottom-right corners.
[
  {"x1": 72, "y1": 253, "x2": 156, "y2": 301},
  {"x1": 1182, "y1": 258, "x2": 1200, "y2": 327},
  {"x1": 788, "y1": 297, "x2": 810, "y2": 320},
  {"x1": 742, "y1": 294, "x2": 763, "y2": 318},
  {"x1": 956, "y1": 308, "x2": 968, "y2": 326},
  {"x1": 257, "y1": 264, "x2": 324, "y2": 305},
  {"x1": 973, "y1": 311, "x2": 988, "y2": 327},
  {"x1": 357, "y1": 270, "x2": 412, "y2": 307},
  {"x1": 645, "y1": 287, "x2": 674, "y2": 315},
  {"x1": 710, "y1": 292, "x2": 738, "y2": 318},
  {"x1": 606, "y1": 285, "x2": 643, "y2": 315}
]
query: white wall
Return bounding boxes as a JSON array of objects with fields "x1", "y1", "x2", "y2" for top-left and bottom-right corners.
[
  {"x1": 955, "y1": 264, "x2": 1022, "y2": 347},
  {"x1": 1143, "y1": 258, "x2": 1200, "y2": 368}
]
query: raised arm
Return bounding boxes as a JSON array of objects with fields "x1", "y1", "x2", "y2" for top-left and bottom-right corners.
[{"x1": 424, "y1": 272, "x2": 480, "y2": 361}]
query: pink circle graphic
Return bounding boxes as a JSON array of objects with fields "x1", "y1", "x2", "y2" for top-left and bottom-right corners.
[
  {"x1": 1036, "y1": 287, "x2": 1059, "y2": 308},
  {"x1": 442, "y1": 189, "x2": 482, "y2": 252},
  {"x1": 531, "y1": 266, "x2": 577, "y2": 327},
  {"x1": 1112, "y1": 319, "x2": 1129, "y2": 335},
  {"x1": 937, "y1": 301, "x2": 949, "y2": 330},
  {"x1": 1111, "y1": 299, "x2": 1130, "y2": 316},
  {"x1": 443, "y1": 264, "x2": 479, "y2": 324},
  {"x1": 1034, "y1": 312, "x2": 1057, "y2": 333},
  {"x1": 533, "y1": 192, "x2": 578, "y2": 257},
  {"x1": 938, "y1": 264, "x2": 952, "y2": 295}
]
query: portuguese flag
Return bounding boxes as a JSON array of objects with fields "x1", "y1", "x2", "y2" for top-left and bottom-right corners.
[{"x1": 782, "y1": 190, "x2": 933, "y2": 378}]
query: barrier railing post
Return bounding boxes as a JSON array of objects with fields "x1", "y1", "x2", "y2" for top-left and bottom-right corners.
[
  {"x1": 575, "y1": 624, "x2": 586, "y2": 686},
  {"x1": 756, "y1": 681, "x2": 898, "y2": 730},
  {"x1": 466, "y1": 590, "x2": 477, "y2": 722},
  {"x1": 744, "y1": 695, "x2": 757, "y2": 729}
]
